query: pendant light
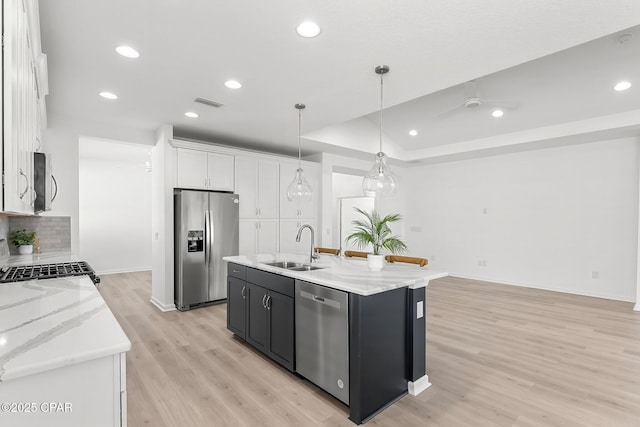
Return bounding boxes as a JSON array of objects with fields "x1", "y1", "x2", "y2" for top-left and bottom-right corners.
[
  {"x1": 286, "y1": 103, "x2": 313, "y2": 201},
  {"x1": 362, "y1": 65, "x2": 397, "y2": 197}
]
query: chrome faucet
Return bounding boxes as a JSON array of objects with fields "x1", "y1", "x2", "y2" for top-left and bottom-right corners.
[{"x1": 296, "y1": 224, "x2": 319, "y2": 264}]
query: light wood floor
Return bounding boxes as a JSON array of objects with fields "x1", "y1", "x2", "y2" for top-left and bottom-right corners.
[{"x1": 98, "y1": 272, "x2": 640, "y2": 427}]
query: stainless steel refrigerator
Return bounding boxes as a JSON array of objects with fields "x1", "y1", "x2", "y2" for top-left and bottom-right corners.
[{"x1": 174, "y1": 189, "x2": 239, "y2": 311}]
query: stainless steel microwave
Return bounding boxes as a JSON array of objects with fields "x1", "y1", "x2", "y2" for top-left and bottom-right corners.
[{"x1": 33, "y1": 152, "x2": 57, "y2": 213}]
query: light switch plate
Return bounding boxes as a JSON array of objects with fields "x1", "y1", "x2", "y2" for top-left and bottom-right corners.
[{"x1": 417, "y1": 301, "x2": 424, "y2": 319}]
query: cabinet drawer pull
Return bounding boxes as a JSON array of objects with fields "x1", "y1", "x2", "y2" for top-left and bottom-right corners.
[
  {"x1": 241, "y1": 286, "x2": 246, "y2": 299},
  {"x1": 266, "y1": 295, "x2": 272, "y2": 310},
  {"x1": 262, "y1": 294, "x2": 267, "y2": 308}
]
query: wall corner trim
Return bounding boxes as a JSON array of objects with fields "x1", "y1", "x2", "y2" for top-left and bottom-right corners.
[{"x1": 150, "y1": 297, "x2": 176, "y2": 312}]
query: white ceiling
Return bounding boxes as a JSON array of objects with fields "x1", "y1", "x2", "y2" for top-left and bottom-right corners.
[{"x1": 39, "y1": 0, "x2": 640, "y2": 163}]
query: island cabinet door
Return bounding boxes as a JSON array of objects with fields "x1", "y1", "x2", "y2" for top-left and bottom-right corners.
[
  {"x1": 246, "y1": 282, "x2": 268, "y2": 352},
  {"x1": 266, "y1": 290, "x2": 294, "y2": 371},
  {"x1": 227, "y1": 276, "x2": 247, "y2": 339}
]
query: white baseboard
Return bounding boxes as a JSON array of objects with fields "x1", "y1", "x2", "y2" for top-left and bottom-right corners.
[
  {"x1": 150, "y1": 297, "x2": 176, "y2": 312},
  {"x1": 634, "y1": 302, "x2": 640, "y2": 311},
  {"x1": 451, "y1": 273, "x2": 636, "y2": 304},
  {"x1": 408, "y1": 375, "x2": 431, "y2": 396}
]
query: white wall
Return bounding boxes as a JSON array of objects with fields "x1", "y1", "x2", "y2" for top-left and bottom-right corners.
[
  {"x1": 405, "y1": 137, "x2": 639, "y2": 302},
  {"x1": 78, "y1": 138, "x2": 152, "y2": 274},
  {"x1": 42, "y1": 113, "x2": 155, "y2": 254}
]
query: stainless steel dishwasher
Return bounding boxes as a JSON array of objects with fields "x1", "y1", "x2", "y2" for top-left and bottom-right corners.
[{"x1": 295, "y1": 279, "x2": 349, "y2": 405}]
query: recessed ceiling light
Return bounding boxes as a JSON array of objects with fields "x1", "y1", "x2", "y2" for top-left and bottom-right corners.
[
  {"x1": 115, "y1": 45, "x2": 140, "y2": 58},
  {"x1": 614, "y1": 81, "x2": 632, "y2": 91},
  {"x1": 409, "y1": 130, "x2": 418, "y2": 136},
  {"x1": 492, "y1": 109, "x2": 504, "y2": 118},
  {"x1": 185, "y1": 111, "x2": 199, "y2": 118},
  {"x1": 224, "y1": 80, "x2": 242, "y2": 89},
  {"x1": 296, "y1": 21, "x2": 321, "y2": 38},
  {"x1": 99, "y1": 91, "x2": 118, "y2": 100}
]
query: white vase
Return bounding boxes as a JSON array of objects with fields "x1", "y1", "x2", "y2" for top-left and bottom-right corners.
[
  {"x1": 367, "y1": 254, "x2": 385, "y2": 271},
  {"x1": 18, "y1": 245, "x2": 33, "y2": 255}
]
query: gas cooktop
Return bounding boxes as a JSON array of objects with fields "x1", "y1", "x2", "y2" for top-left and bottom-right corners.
[{"x1": 0, "y1": 261, "x2": 101, "y2": 285}]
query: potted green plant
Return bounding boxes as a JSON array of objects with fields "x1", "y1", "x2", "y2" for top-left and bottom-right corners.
[
  {"x1": 11, "y1": 229, "x2": 36, "y2": 255},
  {"x1": 345, "y1": 208, "x2": 407, "y2": 271}
]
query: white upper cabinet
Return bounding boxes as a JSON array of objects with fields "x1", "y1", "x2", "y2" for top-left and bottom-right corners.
[
  {"x1": 280, "y1": 161, "x2": 319, "y2": 219},
  {"x1": 207, "y1": 152, "x2": 234, "y2": 191},
  {"x1": 176, "y1": 149, "x2": 207, "y2": 189},
  {"x1": 235, "y1": 156, "x2": 278, "y2": 219},
  {"x1": 2, "y1": 0, "x2": 48, "y2": 214},
  {"x1": 176, "y1": 148, "x2": 234, "y2": 191}
]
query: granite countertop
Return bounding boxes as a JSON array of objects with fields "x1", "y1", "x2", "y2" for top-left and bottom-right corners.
[
  {"x1": 223, "y1": 253, "x2": 448, "y2": 296},
  {"x1": 0, "y1": 254, "x2": 131, "y2": 382}
]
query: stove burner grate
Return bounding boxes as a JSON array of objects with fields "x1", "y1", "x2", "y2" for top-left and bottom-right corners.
[{"x1": 0, "y1": 261, "x2": 100, "y2": 285}]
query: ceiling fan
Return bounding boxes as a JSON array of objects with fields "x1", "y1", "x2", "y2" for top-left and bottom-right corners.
[{"x1": 432, "y1": 80, "x2": 518, "y2": 119}]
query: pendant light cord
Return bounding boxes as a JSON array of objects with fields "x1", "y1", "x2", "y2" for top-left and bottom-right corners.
[
  {"x1": 379, "y1": 71, "x2": 384, "y2": 154},
  {"x1": 298, "y1": 108, "x2": 302, "y2": 169}
]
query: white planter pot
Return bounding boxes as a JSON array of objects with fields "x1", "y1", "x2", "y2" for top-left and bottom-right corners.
[
  {"x1": 367, "y1": 254, "x2": 385, "y2": 271},
  {"x1": 18, "y1": 245, "x2": 33, "y2": 255}
]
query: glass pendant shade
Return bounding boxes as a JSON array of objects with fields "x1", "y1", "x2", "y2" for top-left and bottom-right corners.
[
  {"x1": 362, "y1": 152, "x2": 397, "y2": 197},
  {"x1": 286, "y1": 168, "x2": 313, "y2": 201},
  {"x1": 287, "y1": 103, "x2": 313, "y2": 202},
  {"x1": 363, "y1": 64, "x2": 397, "y2": 197}
]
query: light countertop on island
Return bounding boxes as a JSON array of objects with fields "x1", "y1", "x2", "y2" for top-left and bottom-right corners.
[
  {"x1": 0, "y1": 254, "x2": 131, "y2": 383},
  {"x1": 223, "y1": 253, "x2": 448, "y2": 296}
]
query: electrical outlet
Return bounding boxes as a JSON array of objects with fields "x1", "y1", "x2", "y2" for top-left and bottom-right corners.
[
  {"x1": 410, "y1": 226, "x2": 422, "y2": 232},
  {"x1": 592, "y1": 271, "x2": 599, "y2": 279},
  {"x1": 482, "y1": 207, "x2": 488, "y2": 214}
]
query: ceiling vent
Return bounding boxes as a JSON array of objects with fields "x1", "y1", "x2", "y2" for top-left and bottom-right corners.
[{"x1": 195, "y1": 97, "x2": 224, "y2": 108}]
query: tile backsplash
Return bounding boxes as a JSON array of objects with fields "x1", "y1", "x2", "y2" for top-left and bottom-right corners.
[{"x1": 0, "y1": 216, "x2": 71, "y2": 254}]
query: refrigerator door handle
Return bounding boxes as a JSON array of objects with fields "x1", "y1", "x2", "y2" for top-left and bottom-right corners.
[
  {"x1": 204, "y1": 209, "x2": 208, "y2": 262},
  {"x1": 209, "y1": 211, "x2": 216, "y2": 265},
  {"x1": 207, "y1": 209, "x2": 213, "y2": 266}
]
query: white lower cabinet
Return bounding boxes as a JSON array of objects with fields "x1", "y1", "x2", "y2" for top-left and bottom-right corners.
[
  {"x1": 239, "y1": 219, "x2": 278, "y2": 255},
  {"x1": 280, "y1": 219, "x2": 317, "y2": 255},
  {"x1": 0, "y1": 352, "x2": 127, "y2": 427}
]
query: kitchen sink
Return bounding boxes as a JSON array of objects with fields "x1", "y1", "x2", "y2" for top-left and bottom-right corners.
[
  {"x1": 288, "y1": 265, "x2": 325, "y2": 271},
  {"x1": 264, "y1": 261, "x2": 326, "y2": 271},
  {"x1": 265, "y1": 261, "x2": 305, "y2": 269}
]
